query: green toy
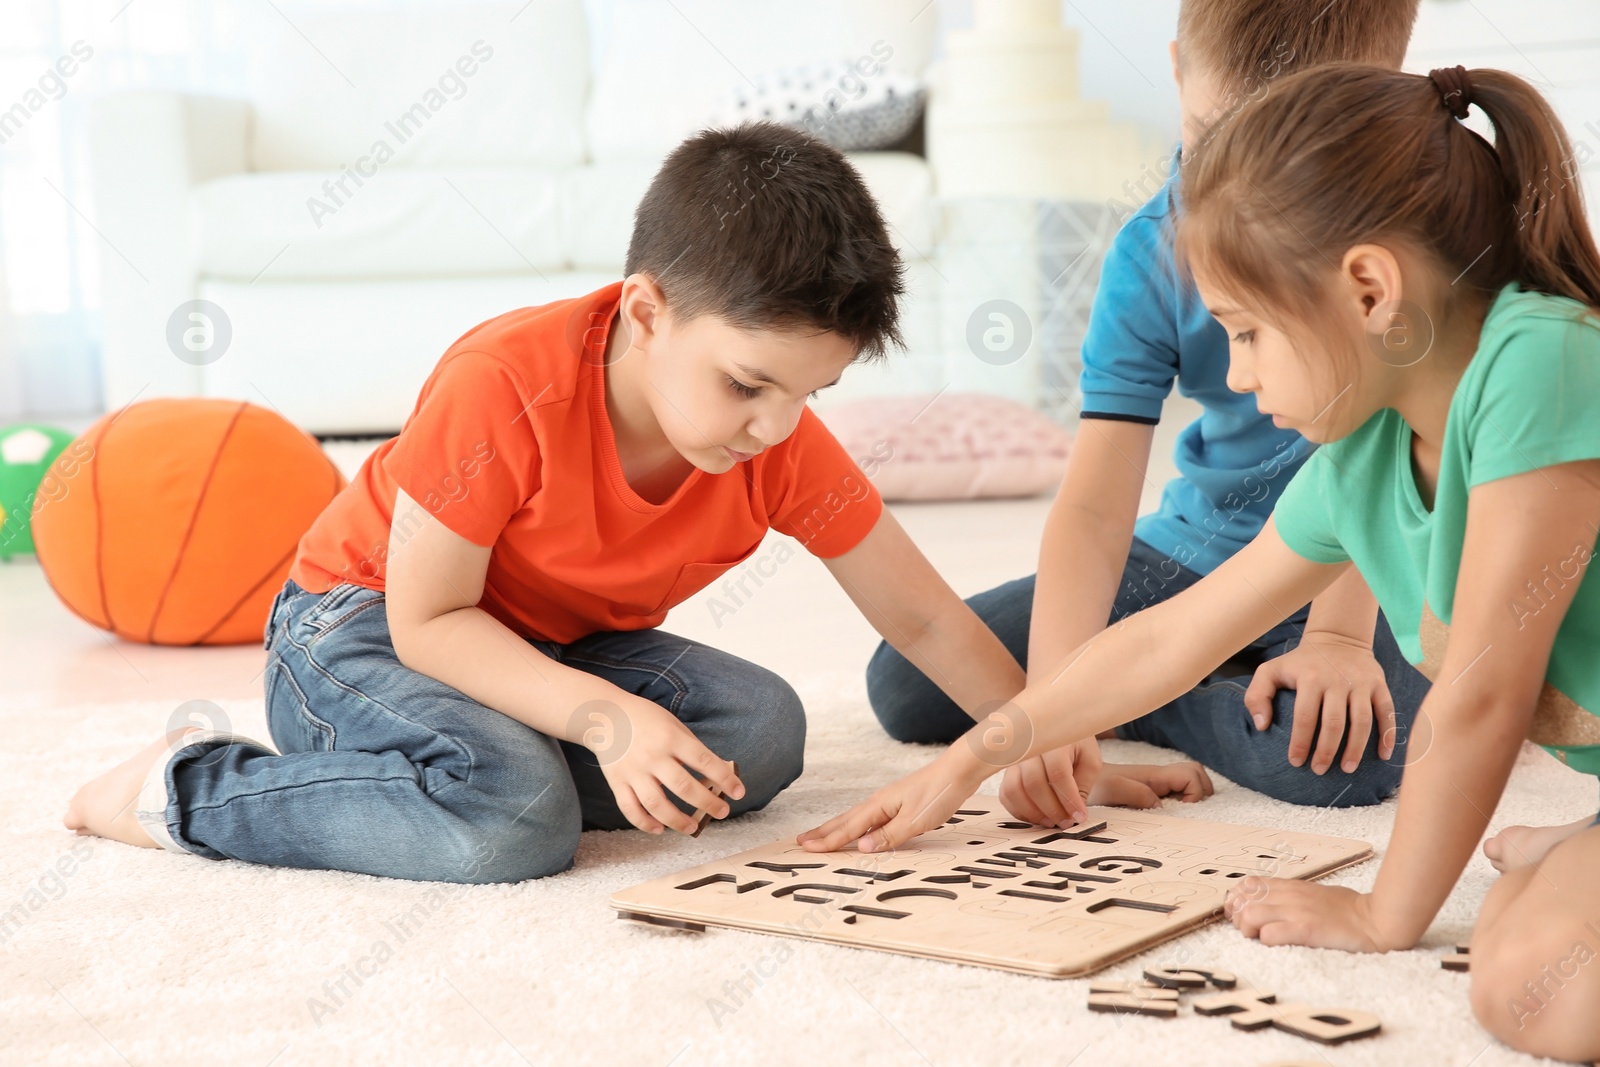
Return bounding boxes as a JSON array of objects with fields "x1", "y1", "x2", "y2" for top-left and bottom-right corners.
[{"x1": 0, "y1": 423, "x2": 76, "y2": 560}]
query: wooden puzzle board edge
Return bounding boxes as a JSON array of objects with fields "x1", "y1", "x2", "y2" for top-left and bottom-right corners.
[{"x1": 611, "y1": 802, "x2": 1373, "y2": 979}]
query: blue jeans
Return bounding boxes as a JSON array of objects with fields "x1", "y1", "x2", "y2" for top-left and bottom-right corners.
[
  {"x1": 867, "y1": 537, "x2": 1430, "y2": 807},
  {"x1": 134, "y1": 579, "x2": 806, "y2": 884}
]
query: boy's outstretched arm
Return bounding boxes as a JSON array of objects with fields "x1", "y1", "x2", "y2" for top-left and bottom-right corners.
[
  {"x1": 1009, "y1": 416, "x2": 1195, "y2": 824},
  {"x1": 385, "y1": 488, "x2": 743, "y2": 836},
  {"x1": 822, "y1": 509, "x2": 1027, "y2": 721},
  {"x1": 1027, "y1": 418, "x2": 1154, "y2": 680},
  {"x1": 802, "y1": 519, "x2": 1345, "y2": 853}
]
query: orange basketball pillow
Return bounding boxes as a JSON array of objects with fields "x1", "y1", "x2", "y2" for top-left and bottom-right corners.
[{"x1": 32, "y1": 399, "x2": 345, "y2": 645}]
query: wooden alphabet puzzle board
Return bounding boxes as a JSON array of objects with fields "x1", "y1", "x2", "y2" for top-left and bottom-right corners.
[{"x1": 611, "y1": 803, "x2": 1372, "y2": 978}]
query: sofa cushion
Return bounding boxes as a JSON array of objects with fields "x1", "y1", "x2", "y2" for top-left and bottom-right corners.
[
  {"x1": 819, "y1": 393, "x2": 1073, "y2": 501},
  {"x1": 243, "y1": 0, "x2": 589, "y2": 171},
  {"x1": 712, "y1": 58, "x2": 926, "y2": 151},
  {"x1": 557, "y1": 152, "x2": 936, "y2": 271},
  {"x1": 846, "y1": 152, "x2": 937, "y2": 256},
  {"x1": 193, "y1": 169, "x2": 566, "y2": 280},
  {"x1": 194, "y1": 152, "x2": 936, "y2": 280},
  {"x1": 195, "y1": 273, "x2": 618, "y2": 436},
  {"x1": 586, "y1": 0, "x2": 936, "y2": 165},
  {"x1": 557, "y1": 163, "x2": 657, "y2": 272}
]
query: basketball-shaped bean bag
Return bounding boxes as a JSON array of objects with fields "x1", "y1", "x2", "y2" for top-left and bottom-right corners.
[{"x1": 32, "y1": 399, "x2": 345, "y2": 645}]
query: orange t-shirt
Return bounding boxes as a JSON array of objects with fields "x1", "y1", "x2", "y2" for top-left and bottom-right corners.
[{"x1": 289, "y1": 282, "x2": 883, "y2": 644}]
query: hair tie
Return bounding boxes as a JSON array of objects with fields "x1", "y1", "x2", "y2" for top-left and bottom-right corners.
[{"x1": 1429, "y1": 65, "x2": 1473, "y2": 120}]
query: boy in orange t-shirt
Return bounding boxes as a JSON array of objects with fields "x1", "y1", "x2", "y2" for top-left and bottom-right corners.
[{"x1": 58, "y1": 124, "x2": 1100, "y2": 882}]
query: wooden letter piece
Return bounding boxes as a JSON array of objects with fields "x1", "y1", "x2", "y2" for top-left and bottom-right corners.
[
  {"x1": 1087, "y1": 983, "x2": 1181, "y2": 1019},
  {"x1": 1144, "y1": 965, "x2": 1238, "y2": 990},
  {"x1": 1193, "y1": 989, "x2": 1309, "y2": 1031},
  {"x1": 1442, "y1": 944, "x2": 1471, "y2": 972},
  {"x1": 690, "y1": 760, "x2": 740, "y2": 838},
  {"x1": 1272, "y1": 1007, "x2": 1382, "y2": 1045},
  {"x1": 1088, "y1": 979, "x2": 1164, "y2": 993},
  {"x1": 616, "y1": 911, "x2": 705, "y2": 932}
]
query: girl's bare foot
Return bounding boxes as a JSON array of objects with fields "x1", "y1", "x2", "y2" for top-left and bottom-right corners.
[
  {"x1": 62, "y1": 728, "x2": 202, "y2": 848},
  {"x1": 1483, "y1": 815, "x2": 1595, "y2": 873}
]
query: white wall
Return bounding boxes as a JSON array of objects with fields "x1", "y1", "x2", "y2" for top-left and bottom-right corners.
[
  {"x1": 938, "y1": 0, "x2": 1184, "y2": 147},
  {"x1": 938, "y1": 0, "x2": 1600, "y2": 159}
]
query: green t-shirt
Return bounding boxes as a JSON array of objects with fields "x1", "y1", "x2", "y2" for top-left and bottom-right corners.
[{"x1": 1274, "y1": 283, "x2": 1600, "y2": 775}]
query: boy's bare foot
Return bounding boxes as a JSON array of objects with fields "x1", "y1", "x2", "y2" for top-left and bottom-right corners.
[
  {"x1": 1483, "y1": 815, "x2": 1595, "y2": 872},
  {"x1": 62, "y1": 728, "x2": 203, "y2": 848}
]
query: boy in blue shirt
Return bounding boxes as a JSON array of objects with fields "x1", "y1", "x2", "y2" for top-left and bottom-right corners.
[{"x1": 868, "y1": 0, "x2": 1430, "y2": 819}]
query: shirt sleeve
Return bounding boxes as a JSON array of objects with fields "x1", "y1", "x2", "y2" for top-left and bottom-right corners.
[
  {"x1": 1270, "y1": 449, "x2": 1350, "y2": 565},
  {"x1": 1076, "y1": 209, "x2": 1182, "y2": 424},
  {"x1": 763, "y1": 407, "x2": 884, "y2": 558},
  {"x1": 1468, "y1": 309, "x2": 1600, "y2": 488},
  {"x1": 382, "y1": 350, "x2": 543, "y2": 548}
]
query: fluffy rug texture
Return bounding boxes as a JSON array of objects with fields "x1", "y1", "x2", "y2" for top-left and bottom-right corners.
[
  {"x1": 3, "y1": 467, "x2": 1594, "y2": 1065},
  {"x1": 4, "y1": 673, "x2": 1594, "y2": 1066}
]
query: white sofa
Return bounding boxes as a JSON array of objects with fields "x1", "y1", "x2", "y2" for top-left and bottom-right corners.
[{"x1": 89, "y1": 0, "x2": 943, "y2": 436}]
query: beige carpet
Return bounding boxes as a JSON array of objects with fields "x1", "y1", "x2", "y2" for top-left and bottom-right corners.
[{"x1": 2, "y1": 488, "x2": 1593, "y2": 1066}]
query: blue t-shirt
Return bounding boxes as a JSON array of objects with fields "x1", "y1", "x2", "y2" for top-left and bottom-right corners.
[{"x1": 1078, "y1": 162, "x2": 1311, "y2": 576}]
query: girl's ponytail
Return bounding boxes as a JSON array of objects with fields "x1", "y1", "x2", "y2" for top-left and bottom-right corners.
[
  {"x1": 1177, "y1": 62, "x2": 1600, "y2": 341},
  {"x1": 1463, "y1": 67, "x2": 1600, "y2": 310}
]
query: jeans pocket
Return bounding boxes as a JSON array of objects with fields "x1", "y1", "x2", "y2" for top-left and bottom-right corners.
[
  {"x1": 264, "y1": 584, "x2": 288, "y2": 648},
  {"x1": 264, "y1": 656, "x2": 336, "y2": 752},
  {"x1": 301, "y1": 583, "x2": 384, "y2": 635},
  {"x1": 264, "y1": 579, "x2": 315, "y2": 648}
]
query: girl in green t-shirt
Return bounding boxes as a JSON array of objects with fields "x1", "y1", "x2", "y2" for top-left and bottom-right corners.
[{"x1": 800, "y1": 64, "x2": 1600, "y2": 1063}]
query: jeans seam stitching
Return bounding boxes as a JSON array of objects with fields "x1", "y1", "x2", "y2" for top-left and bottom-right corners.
[
  {"x1": 1197, "y1": 678, "x2": 1250, "y2": 697},
  {"x1": 267, "y1": 656, "x2": 336, "y2": 746},
  {"x1": 557, "y1": 652, "x2": 691, "y2": 713},
  {"x1": 300, "y1": 583, "x2": 359, "y2": 628},
  {"x1": 306, "y1": 597, "x2": 387, "y2": 643},
  {"x1": 273, "y1": 609, "x2": 476, "y2": 790},
  {"x1": 180, "y1": 772, "x2": 424, "y2": 814}
]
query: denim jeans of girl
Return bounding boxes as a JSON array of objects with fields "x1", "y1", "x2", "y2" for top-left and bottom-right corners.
[{"x1": 134, "y1": 579, "x2": 805, "y2": 883}]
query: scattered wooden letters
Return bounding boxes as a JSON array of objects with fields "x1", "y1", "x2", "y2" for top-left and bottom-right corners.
[{"x1": 1087, "y1": 963, "x2": 1382, "y2": 1045}]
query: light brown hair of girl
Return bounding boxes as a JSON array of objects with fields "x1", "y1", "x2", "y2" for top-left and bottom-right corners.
[{"x1": 1174, "y1": 62, "x2": 1600, "y2": 362}]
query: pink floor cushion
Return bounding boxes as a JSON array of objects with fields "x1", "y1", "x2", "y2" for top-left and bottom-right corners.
[{"x1": 818, "y1": 393, "x2": 1073, "y2": 501}]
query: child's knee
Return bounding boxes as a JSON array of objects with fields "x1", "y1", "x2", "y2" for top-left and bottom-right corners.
[
  {"x1": 723, "y1": 670, "x2": 805, "y2": 813},
  {"x1": 1245, "y1": 762, "x2": 1398, "y2": 808},
  {"x1": 448, "y1": 793, "x2": 583, "y2": 885},
  {"x1": 866, "y1": 639, "x2": 925, "y2": 739},
  {"x1": 1469, "y1": 918, "x2": 1598, "y2": 1058},
  {"x1": 1246, "y1": 690, "x2": 1402, "y2": 807},
  {"x1": 1469, "y1": 846, "x2": 1600, "y2": 1061},
  {"x1": 1325, "y1": 754, "x2": 1403, "y2": 807},
  {"x1": 866, "y1": 641, "x2": 974, "y2": 744}
]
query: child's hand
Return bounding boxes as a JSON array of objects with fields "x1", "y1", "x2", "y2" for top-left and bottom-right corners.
[
  {"x1": 999, "y1": 747, "x2": 1217, "y2": 826},
  {"x1": 1224, "y1": 877, "x2": 1391, "y2": 953},
  {"x1": 796, "y1": 751, "x2": 986, "y2": 854},
  {"x1": 1244, "y1": 634, "x2": 1396, "y2": 775},
  {"x1": 1090, "y1": 760, "x2": 1215, "y2": 807},
  {"x1": 592, "y1": 697, "x2": 744, "y2": 835},
  {"x1": 997, "y1": 741, "x2": 1103, "y2": 827}
]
